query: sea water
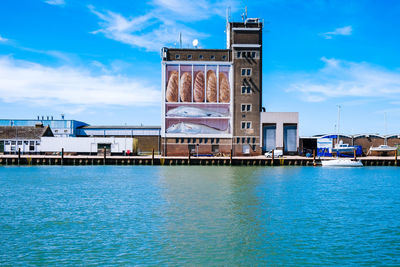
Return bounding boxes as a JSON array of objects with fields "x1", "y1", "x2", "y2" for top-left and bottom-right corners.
[{"x1": 0, "y1": 166, "x2": 399, "y2": 265}]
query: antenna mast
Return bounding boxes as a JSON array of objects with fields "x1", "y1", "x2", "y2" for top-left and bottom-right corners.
[{"x1": 179, "y1": 32, "x2": 182, "y2": 48}]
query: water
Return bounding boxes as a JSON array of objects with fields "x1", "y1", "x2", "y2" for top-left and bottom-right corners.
[{"x1": 0, "y1": 166, "x2": 399, "y2": 265}]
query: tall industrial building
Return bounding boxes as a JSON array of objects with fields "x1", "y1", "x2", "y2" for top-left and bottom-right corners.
[{"x1": 161, "y1": 17, "x2": 298, "y2": 156}]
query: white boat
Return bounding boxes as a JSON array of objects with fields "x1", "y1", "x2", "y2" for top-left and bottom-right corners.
[
  {"x1": 369, "y1": 144, "x2": 397, "y2": 152},
  {"x1": 332, "y1": 142, "x2": 357, "y2": 153},
  {"x1": 321, "y1": 158, "x2": 363, "y2": 167}
]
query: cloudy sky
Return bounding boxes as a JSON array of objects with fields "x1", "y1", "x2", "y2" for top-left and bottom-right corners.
[{"x1": 1, "y1": 0, "x2": 400, "y2": 136}]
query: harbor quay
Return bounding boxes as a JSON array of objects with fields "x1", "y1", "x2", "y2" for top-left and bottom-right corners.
[{"x1": 1, "y1": 154, "x2": 398, "y2": 167}]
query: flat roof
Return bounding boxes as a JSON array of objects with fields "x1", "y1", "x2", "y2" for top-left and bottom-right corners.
[{"x1": 80, "y1": 125, "x2": 161, "y2": 129}]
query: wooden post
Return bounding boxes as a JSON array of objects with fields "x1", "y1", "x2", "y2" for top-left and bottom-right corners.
[
  {"x1": 230, "y1": 149, "x2": 233, "y2": 165},
  {"x1": 18, "y1": 148, "x2": 21, "y2": 166},
  {"x1": 188, "y1": 150, "x2": 191, "y2": 165},
  {"x1": 152, "y1": 148, "x2": 154, "y2": 165},
  {"x1": 103, "y1": 147, "x2": 106, "y2": 165},
  {"x1": 61, "y1": 148, "x2": 64, "y2": 165},
  {"x1": 272, "y1": 150, "x2": 275, "y2": 166},
  {"x1": 395, "y1": 150, "x2": 398, "y2": 166},
  {"x1": 353, "y1": 149, "x2": 357, "y2": 160}
]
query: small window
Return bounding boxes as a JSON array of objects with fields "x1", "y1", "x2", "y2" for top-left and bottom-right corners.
[
  {"x1": 247, "y1": 122, "x2": 251, "y2": 129},
  {"x1": 242, "y1": 137, "x2": 245, "y2": 143},
  {"x1": 36, "y1": 141, "x2": 40, "y2": 145},
  {"x1": 29, "y1": 145, "x2": 35, "y2": 151},
  {"x1": 251, "y1": 52, "x2": 256, "y2": 58},
  {"x1": 199, "y1": 138, "x2": 203, "y2": 143},
  {"x1": 211, "y1": 138, "x2": 214, "y2": 144},
  {"x1": 24, "y1": 141, "x2": 28, "y2": 145},
  {"x1": 241, "y1": 104, "x2": 252, "y2": 112},
  {"x1": 30, "y1": 141, "x2": 34, "y2": 145},
  {"x1": 176, "y1": 138, "x2": 179, "y2": 143},
  {"x1": 181, "y1": 138, "x2": 185, "y2": 143},
  {"x1": 204, "y1": 138, "x2": 208, "y2": 144},
  {"x1": 241, "y1": 122, "x2": 246, "y2": 129},
  {"x1": 187, "y1": 55, "x2": 192, "y2": 60},
  {"x1": 241, "y1": 105, "x2": 246, "y2": 112},
  {"x1": 5, "y1": 141, "x2": 10, "y2": 145},
  {"x1": 247, "y1": 87, "x2": 251, "y2": 94},
  {"x1": 64, "y1": 130, "x2": 68, "y2": 133},
  {"x1": 237, "y1": 51, "x2": 241, "y2": 58},
  {"x1": 236, "y1": 137, "x2": 240, "y2": 144},
  {"x1": 11, "y1": 141, "x2": 16, "y2": 145},
  {"x1": 241, "y1": 86, "x2": 252, "y2": 94},
  {"x1": 216, "y1": 138, "x2": 220, "y2": 144},
  {"x1": 210, "y1": 55, "x2": 215, "y2": 60},
  {"x1": 247, "y1": 104, "x2": 251, "y2": 112},
  {"x1": 247, "y1": 137, "x2": 251, "y2": 144},
  {"x1": 18, "y1": 141, "x2": 22, "y2": 145},
  {"x1": 241, "y1": 121, "x2": 252, "y2": 129},
  {"x1": 241, "y1": 68, "x2": 252, "y2": 76},
  {"x1": 222, "y1": 55, "x2": 226, "y2": 60},
  {"x1": 54, "y1": 129, "x2": 58, "y2": 132},
  {"x1": 199, "y1": 55, "x2": 203, "y2": 59},
  {"x1": 252, "y1": 137, "x2": 256, "y2": 143},
  {"x1": 247, "y1": 52, "x2": 251, "y2": 58},
  {"x1": 175, "y1": 54, "x2": 180, "y2": 59}
]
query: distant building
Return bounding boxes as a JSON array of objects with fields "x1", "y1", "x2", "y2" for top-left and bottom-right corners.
[
  {"x1": 161, "y1": 17, "x2": 299, "y2": 156},
  {"x1": 0, "y1": 124, "x2": 53, "y2": 154},
  {"x1": 0, "y1": 118, "x2": 88, "y2": 137}
]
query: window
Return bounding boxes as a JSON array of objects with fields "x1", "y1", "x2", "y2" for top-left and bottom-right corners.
[
  {"x1": 199, "y1": 55, "x2": 203, "y2": 59},
  {"x1": 211, "y1": 138, "x2": 214, "y2": 144},
  {"x1": 247, "y1": 52, "x2": 251, "y2": 58},
  {"x1": 29, "y1": 145, "x2": 35, "y2": 151},
  {"x1": 175, "y1": 54, "x2": 180, "y2": 59},
  {"x1": 241, "y1": 121, "x2": 252, "y2": 129},
  {"x1": 11, "y1": 141, "x2": 16, "y2": 145},
  {"x1": 241, "y1": 86, "x2": 252, "y2": 94},
  {"x1": 241, "y1": 68, "x2": 252, "y2": 76},
  {"x1": 216, "y1": 138, "x2": 220, "y2": 144},
  {"x1": 236, "y1": 137, "x2": 240, "y2": 144},
  {"x1": 5, "y1": 141, "x2": 10, "y2": 145},
  {"x1": 252, "y1": 137, "x2": 256, "y2": 143},
  {"x1": 237, "y1": 51, "x2": 241, "y2": 58},
  {"x1": 242, "y1": 137, "x2": 245, "y2": 143},
  {"x1": 18, "y1": 141, "x2": 22, "y2": 145},
  {"x1": 241, "y1": 104, "x2": 252, "y2": 112},
  {"x1": 247, "y1": 137, "x2": 251, "y2": 144},
  {"x1": 181, "y1": 138, "x2": 185, "y2": 143},
  {"x1": 24, "y1": 141, "x2": 28, "y2": 145},
  {"x1": 176, "y1": 138, "x2": 179, "y2": 143},
  {"x1": 251, "y1": 52, "x2": 256, "y2": 58},
  {"x1": 30, "y1": 141, "x2": 34, "y2": 145},
  {"x1": 187, "y1": 55, "x2": 192, "y2": 60},
  {"x1": 222, "y1": 55, "x2": 226, "y2": 60},
  {"x1": 210, "y1": 55, "x2": 215, "y2": 60},
  {"x1": 36, "y1": 141, "x2": 40, "y2": 145},
  {"x1": 204, "y1": 138, "x2": 208, "y2": 144},
  {"x1": 199, "y1": 138, "x2": 203, "y2": 143}
]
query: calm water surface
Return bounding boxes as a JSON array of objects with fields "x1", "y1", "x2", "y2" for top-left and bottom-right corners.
[{"x1": 0, "y1": 166, "x2": 399, "y2": 265}]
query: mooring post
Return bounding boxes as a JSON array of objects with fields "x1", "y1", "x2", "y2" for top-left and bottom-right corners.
[
  {"x1": 354, "y1": 149, "x2": 357, "y2": 160},
  {"x1": 395, "y1": 150, "x2": 398, "y2": 166},
  {"x1": 272, "y1": 150, "x2": 275, "y2": 166},
  {"x1": 230, "y1": 149, "x2": 233, "y2": 165},
  {"x1": 18, "y1": 148, "x2": 21, "y2": 166},
  {"x1": 152, "y1": 148, "x2": 154, "y2": 165},
  {"x1": 188, "y1": 151, "x2": 191, "y2": 165},
  {"x1": 103, "y1": 147, "x2": 106, "y2": 165},
  {"x1": 61, "y1": 148, "x2": 64, "y2": 165}
]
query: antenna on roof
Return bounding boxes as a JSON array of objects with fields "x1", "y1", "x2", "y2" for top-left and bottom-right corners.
[
  {"x1": 241, "y1": 6, "x2": 248, "y2": 22},
  {"x1": 179, "y1": 32, "x2": 182, "y2": 48}
]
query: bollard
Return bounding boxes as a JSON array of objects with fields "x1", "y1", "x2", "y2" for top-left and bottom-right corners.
[
  {"x1": 152, "y1": 148, "x2": 154, "y2": 165},
  {"x1": 272, "y1": 150, "x2": 275, "y2": 166},
  {"x1": 230, "y1": 149, "x2": 233, "y2": 165},
  {"x1": 61, "y1": 148, "x2": 64, "y2": 165}
]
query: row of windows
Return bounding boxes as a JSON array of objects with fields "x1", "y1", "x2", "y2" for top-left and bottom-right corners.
[
  {"x1": 4, "y1": 140, "x2": 38, "y2": 145},
  {"x1": 236, "y1": 137, "x2": 257, "y2": 144},
  {"x1": 175, "y1": 138, "x2": 220, "y2": 144},
  {"x1": 241, "y1": 104, "x2": 252, "y2": 112},
  {"x1": 241, "y1": 68, "x2": 252, "y2": 76},
  {"x1": 236, "y1": 51, "x2": 258, "y2": 59},
  {"x1": 241, "y1": 121, "x2": 252, "y2": 129},
  {"x1": 175, "y1": 54, "x2": 227, "y2": 60},
  {"x1": 241, "y1": 86, "x2": 252, "y2": 94},
  {"x1": 189, "y1": 144, "x2": 220, "y2": 153}
]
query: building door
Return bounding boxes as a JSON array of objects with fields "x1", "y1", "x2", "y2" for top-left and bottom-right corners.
[
  {"x1": 263, "y1": 125, "x2": 276, "y2": 152},
  {"x1": 284, "y1": 125, "x2": 297, "y2": 152},
  {"x1": 97, "y1": 143, "x2": 111, "y2": 155}
]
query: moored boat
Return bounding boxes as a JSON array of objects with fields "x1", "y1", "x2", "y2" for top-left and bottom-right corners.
[{"x1": 321, "y1": 158, "x2": 363, "y2": 167}]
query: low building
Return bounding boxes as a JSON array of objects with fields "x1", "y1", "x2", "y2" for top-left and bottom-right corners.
[
  {"x1": 0, "y1": 125, "x2": 53, "y2": 154},
  {"x1": 76, "y1": 125, "x2": 161, "y2": 155},
  {"x1": 260, "y1": 112, "x2": 299, "y2": 154},
  {"x1": 40, "y1": 137, "x2": 133, "y2": 155}
]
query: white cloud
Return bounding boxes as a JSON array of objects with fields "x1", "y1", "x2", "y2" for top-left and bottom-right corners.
[
  {"x1": 44, "y1": 0, "x2": 65, "y2": 6},
  {"x1": 0, "y1": 56, "x2": 160, "y2": 107},
  {"x1": 0, "y1": 35, "x2": 8, "y2": 43},
  {"x1": 322, "y1": 25, "x2": 352, "y2": 39},
  {"x1": 287, "y1": 57, "x2": 400, "y2": 102},
  {"x1": 89, "y1": 1, "x2": 237, "y2": 51}
]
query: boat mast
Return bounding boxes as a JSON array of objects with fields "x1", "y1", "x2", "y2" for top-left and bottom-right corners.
[{"x1": 337, "y1": 105, "x2": 341, "y2": 146}]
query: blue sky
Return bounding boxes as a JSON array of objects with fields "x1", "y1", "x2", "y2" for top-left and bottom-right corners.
[{"x1": 1, "y1": 0, "x2": 400, "y2": 136}]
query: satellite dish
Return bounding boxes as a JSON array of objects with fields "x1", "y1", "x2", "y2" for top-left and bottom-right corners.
[{"x1": 192, "y1": 39, "x2": 199, "y2": 47}]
